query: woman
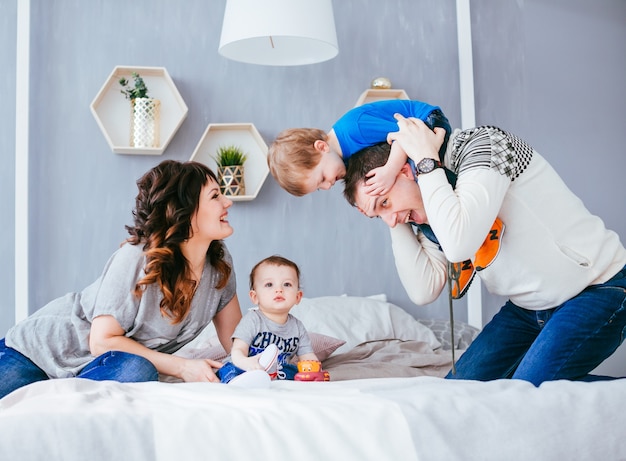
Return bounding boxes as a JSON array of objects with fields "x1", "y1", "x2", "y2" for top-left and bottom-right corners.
[{"x1": 0, "y1": 160, "x2": 242, "y2": 399}]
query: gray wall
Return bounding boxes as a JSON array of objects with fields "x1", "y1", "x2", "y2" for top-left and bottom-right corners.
[
  {"x1": 2, "y1": 0, "x2": 625, "y2": 372},
  {"x1": 11, "y1": 0, "x2": 462, "y2": 323},
  {"x1": 472, "y1": 0, "x2": 626, "y2": 322},
  {"x1": 1, "y1": 0, "x2": 17, "y2": 337}
]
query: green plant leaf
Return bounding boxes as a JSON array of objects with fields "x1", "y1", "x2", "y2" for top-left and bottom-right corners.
[
  {"x1": 213, "y1": 144, "x2": 248, "y2": 166},
  {"x1": 120, "y1": 72, "x2": 149, "y2": 100}
]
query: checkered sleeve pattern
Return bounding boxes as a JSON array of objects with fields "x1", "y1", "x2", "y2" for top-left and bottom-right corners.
[{"x1": 451, "y1": 126, "x2": 534, "y2": 181}]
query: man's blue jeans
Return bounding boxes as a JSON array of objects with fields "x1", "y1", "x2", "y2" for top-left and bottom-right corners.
[
  {"x1": 446, "y1": 265, "x2": 626, "y2": 386},
  {"x1": 0, "y1": 340, "x2": 158, "y2": 399}
]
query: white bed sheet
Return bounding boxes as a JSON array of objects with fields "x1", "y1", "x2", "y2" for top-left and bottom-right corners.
[{"x1": 1, "y1": 376, "x2": 624, "y2": 461}]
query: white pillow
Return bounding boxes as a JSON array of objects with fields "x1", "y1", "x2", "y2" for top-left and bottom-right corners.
[{"x1": 289, "y1": 296, "x2": 440, "y2": 355}]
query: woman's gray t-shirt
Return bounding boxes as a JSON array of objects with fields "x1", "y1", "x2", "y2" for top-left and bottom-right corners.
[{"x1": 6, "y1": 242, "x2": 236, "y2": 378}]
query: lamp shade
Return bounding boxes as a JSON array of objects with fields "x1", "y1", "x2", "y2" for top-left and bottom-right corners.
[{"x1": 218, "y1": 0, "x2": 339, "y2": 66}]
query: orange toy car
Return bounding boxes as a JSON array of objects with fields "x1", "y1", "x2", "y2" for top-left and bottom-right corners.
[{"x1": 294, "y1": 360, "x2": 330, "y2": 382}]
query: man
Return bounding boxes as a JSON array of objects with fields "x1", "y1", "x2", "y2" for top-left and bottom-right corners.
[{"x1": 343, "y1": 114, "x2": 626, "y2": 385}]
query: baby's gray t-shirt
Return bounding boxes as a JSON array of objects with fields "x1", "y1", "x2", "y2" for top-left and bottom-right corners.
[{"x1": 233, "y1": 308, "x2": 314, "y2": 362}]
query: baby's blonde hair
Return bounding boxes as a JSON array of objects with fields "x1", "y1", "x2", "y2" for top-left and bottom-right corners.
[{"x1": 268, "y1": 128, "x2": 328, "y2": 196}]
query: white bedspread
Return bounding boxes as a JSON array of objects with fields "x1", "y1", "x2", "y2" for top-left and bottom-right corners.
[{"x1": 1, "y1": 376, "x2": 624, "y2": 461}]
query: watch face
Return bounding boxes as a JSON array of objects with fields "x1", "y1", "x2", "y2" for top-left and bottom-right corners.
[{"x1": 417, "y1": 158, "x2": 436, "y2": 174}]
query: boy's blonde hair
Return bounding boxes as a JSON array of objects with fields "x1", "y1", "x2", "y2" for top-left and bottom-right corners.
[{"x1": 268, "y1": 128, "x2": 328, "y2": 196}]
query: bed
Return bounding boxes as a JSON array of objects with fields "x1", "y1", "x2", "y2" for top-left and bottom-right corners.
[{"x1": 1, "y1": 295, "x2": 624, "y2": 461}]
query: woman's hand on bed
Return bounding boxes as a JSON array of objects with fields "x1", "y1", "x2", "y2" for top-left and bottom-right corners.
[{"x1": 179, "y1": 358, "x2": 223, "y2": 383}]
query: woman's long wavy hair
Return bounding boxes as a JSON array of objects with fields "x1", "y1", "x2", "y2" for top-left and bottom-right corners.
[{"x1": 125, "y1": 160, "x2": 231, "y2": 324}]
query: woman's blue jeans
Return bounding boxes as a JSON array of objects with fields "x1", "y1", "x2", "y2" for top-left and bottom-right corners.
[
  {"x1": 0, "y1": 341, "x2": 158, "y2": 399},
  {"x1": 446, "y1": 265, "x2": 626, "y2": 386}
]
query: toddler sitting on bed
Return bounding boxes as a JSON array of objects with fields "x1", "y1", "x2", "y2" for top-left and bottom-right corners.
[{"x1": 217, "y1": 255, "x2": 321, "y2": 386}]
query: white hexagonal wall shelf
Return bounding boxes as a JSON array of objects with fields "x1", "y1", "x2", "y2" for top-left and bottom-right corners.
[
  {"x1": 190, "y1": 123, "x2": 269, "y2": 201},
  {"x1": 354, "y1": 88, "x2": 410, "y2": 107},
  {"x1": 90, "y1": 66, "x2": 188, "y2": 155}
]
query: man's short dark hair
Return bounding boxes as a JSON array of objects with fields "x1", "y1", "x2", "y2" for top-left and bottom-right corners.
[{"x1": 343, "y1": 142, "x2": 390, "y2": 206}]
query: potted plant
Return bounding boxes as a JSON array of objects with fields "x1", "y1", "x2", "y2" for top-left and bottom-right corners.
[
  {"x1": 119, "y1": 72, "x2": 161, "y2": 149},
  {"x1": 213, "y1": 144, "x2": 247, "y2": 196}
]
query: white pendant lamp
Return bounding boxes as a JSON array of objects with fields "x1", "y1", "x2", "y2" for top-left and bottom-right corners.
[{"x1": 218, "y1": 0, "x2": 339, "y2": 66}]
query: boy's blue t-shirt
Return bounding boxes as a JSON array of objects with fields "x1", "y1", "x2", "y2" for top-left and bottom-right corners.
[{"x1": 332, "y1": 99, "x2": 441, "y2": 162}]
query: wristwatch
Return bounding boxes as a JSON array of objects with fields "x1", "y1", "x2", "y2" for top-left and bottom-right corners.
[{"x1": 415, "y1": 158, "x2": 443, "y2": 175}]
